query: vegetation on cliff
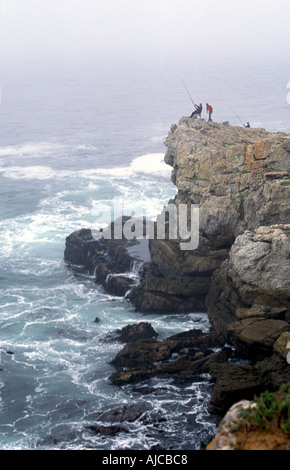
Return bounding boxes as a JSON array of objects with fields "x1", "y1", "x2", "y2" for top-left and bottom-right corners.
[{"x1": 207, "y1": 382, "x2": 290, "y2": 450}]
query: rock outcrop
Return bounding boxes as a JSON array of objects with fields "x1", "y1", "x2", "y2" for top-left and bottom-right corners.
[
  {"x1": 65, "y1": 120, "x2": 290, "y2": 315},
  {"x1": 109, "y1": 328, "x2": 228, "y2": 386},
  {"x1": 64, "y1": 118, "x2": 290, "y2": 432},
  {"x1": 128, "y1": 120, "x2": 290, "y2": 313}
]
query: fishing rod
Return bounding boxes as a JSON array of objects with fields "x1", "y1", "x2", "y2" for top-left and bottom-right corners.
[
  {"x1": 227, "y1": 103, "x2": 245, "y2": 126},
  {"x1": 180, "y1": 78, "x2": 196, "y2": 108}
]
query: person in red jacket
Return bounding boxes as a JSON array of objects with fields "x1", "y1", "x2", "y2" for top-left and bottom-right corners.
[{"x1": 206, "y1": 103, "x2": 213, "y2": 122}]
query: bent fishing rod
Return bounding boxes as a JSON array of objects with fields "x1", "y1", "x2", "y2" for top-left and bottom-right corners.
[
  {"x1": 180, "y1": 78, "x2": 196, "y2": 108},
  {"x1": 227, "y1": 103, "x2": 245, "y2": 127}
]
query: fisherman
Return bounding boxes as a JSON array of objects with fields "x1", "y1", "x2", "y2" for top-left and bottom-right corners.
[
  {"x1": 244, "y1": 122, "x2": 251, "y2": 128},
  {"x1": 206, "y1": 103, "x2": 213, "y2": 122},
  {"x1": 190, "y1": 103, "x2": 202, "y2": 119}
]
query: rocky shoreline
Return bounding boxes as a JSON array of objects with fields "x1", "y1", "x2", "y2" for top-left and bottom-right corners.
[{"x1": 64, "y1": 119, "x2": 290, "y2": 446}]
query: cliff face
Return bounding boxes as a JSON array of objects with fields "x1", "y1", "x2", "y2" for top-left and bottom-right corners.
[
  {"x1": 131, "y1": 119, "x2": 290, "y2": 314},
  {"x1": 64, "y1": 118, "x2": 290, "y2": 415}
]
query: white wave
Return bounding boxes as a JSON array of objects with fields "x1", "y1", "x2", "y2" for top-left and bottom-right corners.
[
  {"x1": 0, "y1": 153, "x2": 171, "y2": 181},
  {"x1": 0, "y1": 141, "x2": 66, "y2": 158},
  {"x1": 0, "y1": 165, "x2": 72, "y2": 181},
  {"x1": 78, "y1": 153, "x2": 172, "y2": 179}
]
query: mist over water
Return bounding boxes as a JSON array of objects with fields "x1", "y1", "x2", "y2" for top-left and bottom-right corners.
[{"x1": 0, "y1": 58, "x2": 289, "y2": 449}]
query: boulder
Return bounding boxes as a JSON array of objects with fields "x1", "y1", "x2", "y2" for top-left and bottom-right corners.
[
  {"x1": 206, "y1": 225, "x2": 290, "y2": 337},
  {"x1": 104, "y1": 322, "x2": 159, "y2": 343}
]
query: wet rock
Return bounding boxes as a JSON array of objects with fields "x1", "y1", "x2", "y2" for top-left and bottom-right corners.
[
  {"x1": 109, "y1": 329, "x2": 229, "y2": 385},
  {"x1": 132, "y1": 386, "x2": 156, "y2": 394},
  {"x1": 167, "y1": 329, "x2": 225, "y2": 348},
  {"x1": 64, "y1": 218, "x2": 148, "y2": 297},
  {"x1": 96, "y1": 265, "x2": 135, "y2": 297},
  {"x1": 88, "y1": 425, "x2": 127, "y2": 436},
  {"x1": 103, "y1": 322, "x2": 158, "y2": 344},
  {"x1": 113, "y1": 322, "x2": 159, "y2": 343},
  {"x1": 96, "y1": 404, "x2": 145, "y2": 423},
  {"x1": 40, "y1": 425, "x2": 78, "y2": 446}
]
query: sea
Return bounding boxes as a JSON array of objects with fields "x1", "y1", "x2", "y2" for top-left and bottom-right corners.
[{"x1": 0, "y1": 58, "x2": 289, "y2": 451}]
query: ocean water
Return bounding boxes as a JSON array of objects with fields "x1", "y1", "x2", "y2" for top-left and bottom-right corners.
[{"x1": 0, "y1": 60, "x2": 289, "y2": 450}]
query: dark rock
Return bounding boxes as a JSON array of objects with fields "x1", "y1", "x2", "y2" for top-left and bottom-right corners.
[
  {"x1": 167, "y1": 329, "x2": 225, "y2": 348},
  {"x1": 96, "y1": 265, "x2": 135, "y2": 297},
  {"x1": 208, "y1": 363, "x2": 266, "y2": 415},
  {"x1": 208, "y1": 353, "x2": 290, "y2": 415},
  {"x1": 88, "y1": 425, "x2": 126, "y2": 436},
  {"x1": 64, "y1": 228, "x2": 100, "y2": 273},
  {"x1": 96, "y1": 404, "x2": 144, "y2": 423},
  {"x1": 64, "y1": 221, "x2": 148, "y2": 298},
  {"x1": 114, "y1": 322, "x2": 159, "y2": 343},
  {"x1": 110, "y1": 349, "x2": 229, "y2": 386},
  {"x1": 109, "y1": 328, "x2": 229, "y2": 385},
  {"x1": 132, "y1": 386, "x2": 156, "y2": 394},
  {"x1": 128, "y1": 253, "x2": 210, "y2": 314},
  {"x1": 227, "y1": 318, "x2": 290, "y2": 360}
]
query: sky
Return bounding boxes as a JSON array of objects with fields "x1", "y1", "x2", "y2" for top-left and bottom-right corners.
[{"x1": 1, "y1": 0, "x2": 290, "y2": 66}]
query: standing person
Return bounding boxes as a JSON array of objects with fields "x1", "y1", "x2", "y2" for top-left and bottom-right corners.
[
  {"x1": 190, "y1": 103, "x2": 203, "y2": 119},
  {"x1": 206, "y1": 103, "x2": 213, "y2": 122}
]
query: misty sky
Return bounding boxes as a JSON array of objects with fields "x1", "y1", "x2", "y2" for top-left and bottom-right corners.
[{"x1": 1, "y1": 0, "x2": 290, "y2": 66}]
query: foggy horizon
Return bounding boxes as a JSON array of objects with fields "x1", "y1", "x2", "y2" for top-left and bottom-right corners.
[{"x1": 1, "y1": 0, "x2": 290, "y2": 68}]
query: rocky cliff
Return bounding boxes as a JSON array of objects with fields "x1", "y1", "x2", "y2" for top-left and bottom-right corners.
[
  {"x1": 64, "y1": 118, "x2": 290, "y2": 418},
  {"x1": 130, "y1": 119, "x2": 290, "y2": 314}
]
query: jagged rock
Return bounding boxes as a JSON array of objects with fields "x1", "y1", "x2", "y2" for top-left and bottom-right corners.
[
  {"x1": 109, "y1": 329, "x2": 229, "y2": 385},
  {"x1": 208, "y1": 363, "x2": 267, "y2": 415},
  {"x1": 206, "y1": 399, "x2": 290, "y2": 450},
  {"x1": 209, "y1": 353, "x2": 290, "y2": 415},
  {"x1": 227, "y1": 318, "x2": 290, "y2": 360},
  {"x1": 64, "y1": 218, "x2": 149, "y2": 297},
  {"x1": 103, "y1": 322, "x2": 159, "y2": 343}
]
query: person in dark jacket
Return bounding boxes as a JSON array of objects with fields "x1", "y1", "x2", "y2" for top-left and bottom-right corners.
[{"x1": 190, "y1": 103, "x2": 202, "y2": 118}]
